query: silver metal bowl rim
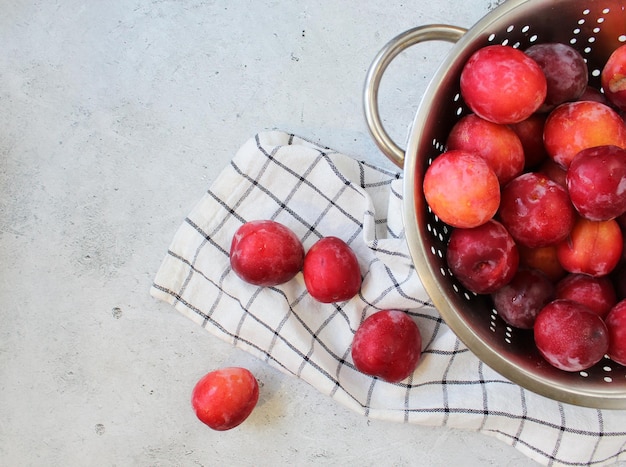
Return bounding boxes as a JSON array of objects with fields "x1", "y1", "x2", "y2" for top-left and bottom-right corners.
[{"x1": 365, "y1": 0, "x2": 626, "y2": 409}]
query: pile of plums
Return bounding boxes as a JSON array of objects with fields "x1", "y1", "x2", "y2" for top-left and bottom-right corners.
[{"x1": 424, "y1": 41, "x2": 626, "y2": 373}]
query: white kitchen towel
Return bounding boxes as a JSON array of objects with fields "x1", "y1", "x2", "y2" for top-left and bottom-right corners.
[{"x1": 151, "y1": 131, "x2": 626, "y2": 467}]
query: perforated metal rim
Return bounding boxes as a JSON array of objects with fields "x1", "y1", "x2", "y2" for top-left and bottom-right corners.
[{"x1": 401, "y1": 0, "x2": 626, "y2": 409}]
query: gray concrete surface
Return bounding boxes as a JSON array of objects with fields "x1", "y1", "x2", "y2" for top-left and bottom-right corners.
[{"x1": 0, "y1": 1, "x2": 610, "y2": 465}]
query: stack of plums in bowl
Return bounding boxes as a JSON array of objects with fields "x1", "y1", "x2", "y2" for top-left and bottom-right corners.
[{"x1": 423, "y1": 41, "x2": 626, "y2": 374}]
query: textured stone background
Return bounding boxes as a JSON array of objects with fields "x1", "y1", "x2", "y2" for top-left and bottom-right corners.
[{"x1": 0, "y1": 1, "x2": 554, "y2": 465}]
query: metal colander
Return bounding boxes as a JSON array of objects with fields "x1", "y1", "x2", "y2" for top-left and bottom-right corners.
[{"x1": 364, "y1": 0, "x2": 626, "y2": 409}]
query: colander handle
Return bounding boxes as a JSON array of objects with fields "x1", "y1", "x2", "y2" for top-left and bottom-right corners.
[{"x1": 363, "y1": 24, "x2": 467, "y2": 168}]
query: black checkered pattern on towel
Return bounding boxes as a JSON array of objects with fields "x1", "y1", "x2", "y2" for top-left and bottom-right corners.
[{"x1": 151, "y1": 131, "x2": 626, "y2": 467}]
